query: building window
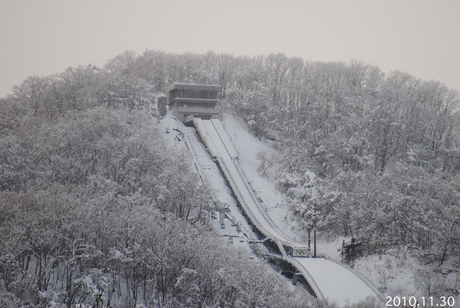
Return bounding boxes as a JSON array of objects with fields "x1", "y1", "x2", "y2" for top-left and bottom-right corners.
[{"x1": 182, "y1": 90, "x2": 218, "y2": 99}]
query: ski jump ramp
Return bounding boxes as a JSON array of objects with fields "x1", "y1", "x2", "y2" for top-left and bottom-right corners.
[{"x1": 192, "y1": 118, "x2": 382, "y2": 305}]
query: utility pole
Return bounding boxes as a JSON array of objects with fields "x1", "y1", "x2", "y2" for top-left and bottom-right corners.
[
  {"x1": 234, "y1": 133, "x2": 239, "y2": 158},
  {"x1": 314, "y1": 218, "x2": 317, "y2": 258},
  {"x1": 215, "y1": 202, "x2": 229, "y2": 229},
  {"x1": 312, "y1": 204, "x2": 317, "y2": 258}
]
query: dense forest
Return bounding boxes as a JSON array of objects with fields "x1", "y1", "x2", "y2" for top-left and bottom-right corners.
[{"x1": 1, "y1": 49, "x2": 460, "y2": 305}]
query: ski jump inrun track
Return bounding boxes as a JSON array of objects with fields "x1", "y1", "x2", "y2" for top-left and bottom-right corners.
[{"x1": 185, "y1": 118, "x2": 383, "y2": 305}]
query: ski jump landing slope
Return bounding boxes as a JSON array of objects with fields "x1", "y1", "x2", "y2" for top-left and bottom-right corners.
[{"x1": 193, "y1": 118, "x2": 382, "y2": 305}]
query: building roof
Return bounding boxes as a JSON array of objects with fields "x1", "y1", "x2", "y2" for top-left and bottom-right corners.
[
  {"x1": 170, "y1": 97, "x2": 219, "y2": 103},
  {"x1": 165, "y1": 83, "x2": 222, "y2": 92}
]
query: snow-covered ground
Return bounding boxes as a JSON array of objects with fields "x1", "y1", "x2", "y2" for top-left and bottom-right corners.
[
  {"x1": 195, "y1": 117, "x2": 298, "y2": 247},
  {"x1": 157, "y1": 111, "x2": 256, "y2": 255},
  {"x1": 156, "y1": 108, "x2": 460, "y2": 305},
  {"x1": 223, "y1": 112, "x2": 354, "y2": 257},
  {"x1": 355, "y1": 250, "x2": 460, "y2": 302},
  {"x1": 157, "y1": 110, "x2": 383, "y2": 305},
  {"x1": 223, "y1": 113, "x2": 309, "y2": 242},
  {"x1": 222, "y1": 112, "x2": 383, "y2": 305},
  {"x1": 296, "y1": 257, "x2": 377, "y2": 305}
]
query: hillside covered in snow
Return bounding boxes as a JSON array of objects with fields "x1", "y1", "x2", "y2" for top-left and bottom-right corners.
[{"x1": 1, "y1": 50, "x2": 460, "y2": 306}]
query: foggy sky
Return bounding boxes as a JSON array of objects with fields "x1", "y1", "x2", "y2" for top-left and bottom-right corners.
[{"x1": 1, "y1": 0, "x2": 459, "y2": 97}]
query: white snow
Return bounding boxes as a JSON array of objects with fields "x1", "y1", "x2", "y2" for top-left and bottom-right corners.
[
  {"x1": 223, "y1": 113, "x2": 307, "y2": 240},
  {"x1": 195, "y1": 117, "x2": 298, "y2": 246},
  {"x1": 158, "y1": 110, "x2": 383, "y2": 305},
  {"x1": 296, "y1": 258, "x2": 377, "y2": 305},
  {"x1": 157, "y1": 111, "x2": 256, "y2": 254}
]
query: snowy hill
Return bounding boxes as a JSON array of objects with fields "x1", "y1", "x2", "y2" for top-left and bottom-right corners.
[{"x1": 159, "y1": 110, "x2": 385, "y2": 305}]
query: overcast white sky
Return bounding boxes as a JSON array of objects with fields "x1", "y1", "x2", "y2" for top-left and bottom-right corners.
[{"x1": 1, "y1": 0, "x2": 460, "y2": 97}]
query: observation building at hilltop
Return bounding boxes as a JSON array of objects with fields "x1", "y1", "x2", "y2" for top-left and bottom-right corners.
[{"x1": 165, "y1": 83, "x2": 223, "y2": 123}]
